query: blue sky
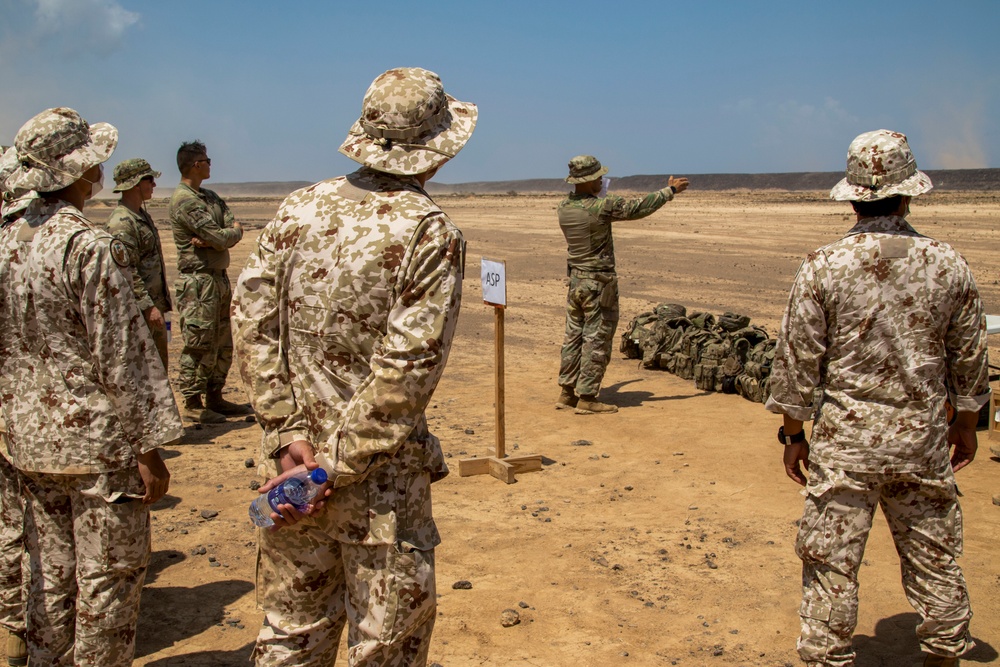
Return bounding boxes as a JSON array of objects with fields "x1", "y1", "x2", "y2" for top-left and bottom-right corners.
[{"x1": 1, "y1": 0, "x2": 997, "y2": 186}]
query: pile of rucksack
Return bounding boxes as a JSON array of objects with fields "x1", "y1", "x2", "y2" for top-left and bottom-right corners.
[{"x1": 620, "y1": 303, "x2": 777, "y2": 403}]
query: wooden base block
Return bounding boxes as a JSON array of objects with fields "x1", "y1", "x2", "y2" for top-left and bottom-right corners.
[{"x1": 458, "y1": 454, "x2": 543, "y2": 484}]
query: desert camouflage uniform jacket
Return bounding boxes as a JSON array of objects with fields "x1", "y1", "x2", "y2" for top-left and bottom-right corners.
[
  {"x1": 0, "y1": 200, "x2": 184, "y2": 474},
  {"x1": 107, "y1": 203, "x2": 171, "y2": 313},
  {"x1": 232, "y1": 168, "x2": 463, "y2": 487},
  {"x1": 558, "y1": 188, "x2": 674, "y2": 273},
  {"x1": 766, "y1": 215, "x2": 990, "y2": 474},
  {"x1": 169, "y1": 183, "x2": 241, "y2": 272}
]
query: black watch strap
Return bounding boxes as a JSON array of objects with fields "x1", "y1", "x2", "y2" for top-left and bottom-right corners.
[{"x1": 778, "y1": 426, "x2": 807, "y2": 446}]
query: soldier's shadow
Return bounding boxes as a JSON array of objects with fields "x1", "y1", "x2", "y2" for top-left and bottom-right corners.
[
  {"x1": 602, "y1": 379, "x2": 711, "y2": 408},
  {"x1": 175, "y1": 417, "x2": 258, "y2": 446},
  {"x1": 853, "y1": 612, "x2": 997, "y2": 665},
  {"x1": 138, "y1": 642, "x2": 255, "y2": 666}
]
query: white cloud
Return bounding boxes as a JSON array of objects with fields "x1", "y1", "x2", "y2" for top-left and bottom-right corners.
[
  {"x1": 916, "y1": 99, "x2": 988, "y2": 169},
  {"x1": 0, "y1": 0, "x2": 138, "y2": 59}
]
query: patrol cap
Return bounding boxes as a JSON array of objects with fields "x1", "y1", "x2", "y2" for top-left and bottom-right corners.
[
  {"x1": 339, "y1": 67, "x2": 478, "y2": 176},
  {"x1": 113, "y1": 158, "x2": 161, "y2": 192},
  {"x1": 830, "y1": 129, "x2": 932, "y2": 202},
  {"x1": 1, "y1": 107, "x2": 117, "y2": 194},
  {"x1": 565, "y1": 155, "x2": 608, "y2": 184}
]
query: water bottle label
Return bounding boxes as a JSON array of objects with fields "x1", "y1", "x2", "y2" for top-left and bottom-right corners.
[{"x1": 165, "y1": 317, "x2": 172, "y2": 343}]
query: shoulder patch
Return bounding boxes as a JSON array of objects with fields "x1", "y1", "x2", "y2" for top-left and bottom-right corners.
[{"x1": 110, "y1": 238, "x2": 130, "y2": 267}]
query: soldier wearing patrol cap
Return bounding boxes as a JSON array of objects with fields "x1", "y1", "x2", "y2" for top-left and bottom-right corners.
[
  {"x1": 233, "y1": 66, "x2": 475, "y2": 666},
  {"x1": 766, "y1": 129, "x2": 990, "y2": 667},
  {"x1": 556, "y1": 155, "x2": 688, "y2": 414},
  {"x1": 108, "y1": 158, "x2": 172, "y2": 368},
  {"x1": 0, "y1": 108, "x2": 184, "y2": 666}
]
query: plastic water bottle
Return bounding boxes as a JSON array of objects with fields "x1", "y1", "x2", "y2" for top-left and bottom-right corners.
[
  {"x1": 248, "y1": 468, "x2": 328, "y2": 528},
  {"x1": 165, "y1": 314, "x2": 171, "y2": 343}
]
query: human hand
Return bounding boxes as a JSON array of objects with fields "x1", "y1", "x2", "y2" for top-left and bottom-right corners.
[
  {"x1": 260, "y1": 440, "x2": 330, "y2": 529},
  {"x1": 191, "y1": 236, "x2": 210, "y2": 248},
  {"x1": 137, "y1": 448, "x2": 170, "y2": 504},
  {"x1": 782, "y1": 442, "x2": 809, "y2": 486},
  {"x1": 668, "y1": 175, "x2": 689, "y2": 194},
  {"x1": 948, "y1": 412, "x2": 979, "y2": 473},
  {"x1": 145, "y1": 306, "x2": 165, "y2": 329}
]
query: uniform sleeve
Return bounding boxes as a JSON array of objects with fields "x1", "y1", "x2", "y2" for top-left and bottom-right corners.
[
  {"x1": 945, "y1": 262, "x2": 991, "y2": 413},
  {"x1": 231, "y1": 218, "x2": 309, "y2": 455},
  {"x1": 72, "y1": 237, "x2": 183, "y2": 453},
  {"x1": 765, "y1": 253, "x2": 829, "y2": 421},
  {"x1": 335, "y1": 214, "x2": 464, "y2": 474},
  {"x1": 602, "y1": 188, "x2": 674, "y2": 221},
  {"x1": 175, "y1": 192, "x2": 242, "y2": 251},
  {"x1": 106, "y1": 210, "x2": 154, "y2": 312}
]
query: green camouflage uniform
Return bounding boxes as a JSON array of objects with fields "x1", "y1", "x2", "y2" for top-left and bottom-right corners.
[
  {"x1": 767, "y1": 215, "x2": 990, "y2": 666},
  {"x1": 169, "y1": 183, "x2": 243, "y2": 399},
  {"x1": 107, "y1": 203, "x2": 171, "y2": 367},
  {"x1": 557, "y1": 188, "x2": 674, "y2": 397},
  {"x1": 0, "y1": 197, "x2": 184, "y2": 666},
  {"x1": 232, "y1": 167, "x2": 463, "y2": 665}
]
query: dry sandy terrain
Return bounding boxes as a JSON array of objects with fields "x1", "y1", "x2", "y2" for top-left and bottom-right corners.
[{"x1": 81, "y1": 190, "x2": 1000, "y2": 666}]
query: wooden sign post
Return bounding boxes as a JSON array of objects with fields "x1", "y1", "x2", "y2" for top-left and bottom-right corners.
[{"x1": 458, "y1": 259, "x2": 542, "y2": 483}]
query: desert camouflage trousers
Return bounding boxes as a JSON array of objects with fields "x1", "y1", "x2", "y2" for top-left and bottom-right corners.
[
  {"x1": 175, "y1": 269, "x2": 233, "y2": 399},
  {"x1": 0, "y1": 450, "x2": 25, "y2": 634},
  {"x1": 253, "y1": 454, "x2": 440, "y2": 666},
  {"x1": 558, "y1": 272, "x2": 619, "y2": 398},
  {"x1": 19, "y1": 468, "x2": 151, "y2": 667},
  {"x1": 795, "y1": 463, "x2": 973, "y2": 666}
]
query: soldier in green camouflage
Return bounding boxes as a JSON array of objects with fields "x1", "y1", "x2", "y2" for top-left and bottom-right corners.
[
  {"x1": 766, "y1": 130, "x2": 990, "y2": 667},
  {"x1": 557, "y1": 156, "x2": 688, "y2": 414},
  {"x1": 108, "y1": 158, "x2": 171, "y2": 368},
  {"x1": 233, "y1": 67, "x2": 475, "y2": 666},
  {"x1": 0, "y1": 108, "x2": 183, "y2": 667},
  {"x1": 169, "y1": 141, "x2": 251, "y2": 423}
]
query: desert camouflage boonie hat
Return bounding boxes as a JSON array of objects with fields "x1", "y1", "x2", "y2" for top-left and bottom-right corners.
[
  {"x1": 113, "y1": 158, "x2": 161, "y2": 192},
  {"x1": 0, "y1": 145, "x2": 40, "y2": 220},
  {"x1": 565, "y1": 155, "x2": 608, "y2": 184},
  {"x1": 830, "y1": 129, "x2": 932, "y2": 202},
  {"x1": 1, "y1": 107, "x2": 117, "y2": 194},
  {"x1": 339, "y1": 67, "x2": 478, "y2": 176}
]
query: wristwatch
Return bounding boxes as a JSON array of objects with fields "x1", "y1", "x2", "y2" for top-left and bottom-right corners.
[{"x1": 777, "y1": 426, "x2": 807, "y2": 446}]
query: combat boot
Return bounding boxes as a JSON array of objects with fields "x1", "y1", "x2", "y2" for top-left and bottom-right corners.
[
  {"x1": 990, "y1": 441, "x2": 1000, "y2": 458},
  {"x1": 575, "y1": 395, "x2": 618, "y2": 415},
  {"x1": 924, "y1": 654, "x2": 959, "y2": 667},
  {"x1": 182, "y1": 394, "x2": 226, "y2": 424},
  {"x1": 555, "y1": 386, "x2": 578, "y2": 410},
  {"x1": 206, "y1": 387, "x2": 253, "y2": 416},
  {"x1": 6, "y1": 629, "x2": 27, "y2": 666}
]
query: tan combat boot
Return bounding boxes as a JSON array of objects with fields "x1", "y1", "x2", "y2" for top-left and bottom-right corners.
[
  {"x1": 575, "y1": 395, "x2": 618, "y2": 415},
  {"x1": 924, "y1": 654, "x2": 960, "y2": 667},
  {"x1": 990, "y1": 441, "x2": 1000, "y2": 458},
  {"x1": 206, "y1": 387, "x2": 253, "y2": 416},
  {"x1": 182, "y1": 394, "x2": 226, "y2": 424},
  {"x1": 6, "y1": 629, "x2": 27, "y2": 667},
  {"x1": 555, "y1": 387, "x2": 578, "y2": 410}
]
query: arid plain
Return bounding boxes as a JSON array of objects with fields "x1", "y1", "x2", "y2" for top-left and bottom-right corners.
[{"x1": 82, "y1": 189, "x2": 1000, "y2": 666}]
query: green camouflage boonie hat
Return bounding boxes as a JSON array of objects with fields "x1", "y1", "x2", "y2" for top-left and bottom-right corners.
[
  {"x1": 830, "y1": 129, "x2": 933, "y2": 202},
  {"x1": 113, "y1": 158, "x2": 161, "y2": 192},
  {"x1": 1, "y1": 107, "x2": 117, "y2": 194},
  {"x1": 339, "y1": 67, "x2": 478, "y2": 176},
  {"x1": 565, "y1": 155, "x2": 608, "y2": 184}
]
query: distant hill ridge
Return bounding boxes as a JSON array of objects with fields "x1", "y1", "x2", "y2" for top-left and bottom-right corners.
[{"x1": 147, "y1": 169, "x2": 1000, "y2": 199}]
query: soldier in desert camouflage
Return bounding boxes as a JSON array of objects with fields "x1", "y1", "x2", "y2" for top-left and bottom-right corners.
[
  {"x1": 169, "y1": 140, "x2": 251, "y2": 423},
  {"x1": 108, "y1": 158, "x2": 172, "y2": 368},
  {"x1": 766, "y1": 130, "x2": 990, "y2": 667},
  {"x1": 232, "y1": 67, "x2": 475, "y2": 665},
  {"x1": 0, "y1": 108, "x2": 184, "y2": 666},
  {"x1": 556, "y1": 156, "x2": 688, "y2": 414}
]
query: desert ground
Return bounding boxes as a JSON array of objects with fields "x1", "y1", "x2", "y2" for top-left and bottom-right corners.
[{"x1": 80, "y1": 189, "x2": 1000, "y2": 666}]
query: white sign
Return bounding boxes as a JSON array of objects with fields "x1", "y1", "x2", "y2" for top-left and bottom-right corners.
[{"x1": 481, "y1": 258, "x2": 506, "y2": 306}]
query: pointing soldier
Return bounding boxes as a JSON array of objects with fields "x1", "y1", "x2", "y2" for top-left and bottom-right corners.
[
  {"x1": 233, "y1": 66, "x2": 475, "y2": 665},
  {"x1": 108, "y1": 158, "x2": 172, "y2": 368},
  {"x1": 766, "y1": 130, "x2": 989, "y2": 667},
  {"x1": 0, "y1": 108, "x2": 183, "y2": 666},
  {"x1": 556, "y1": 156, "x2": 688, "y2": 414}
]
